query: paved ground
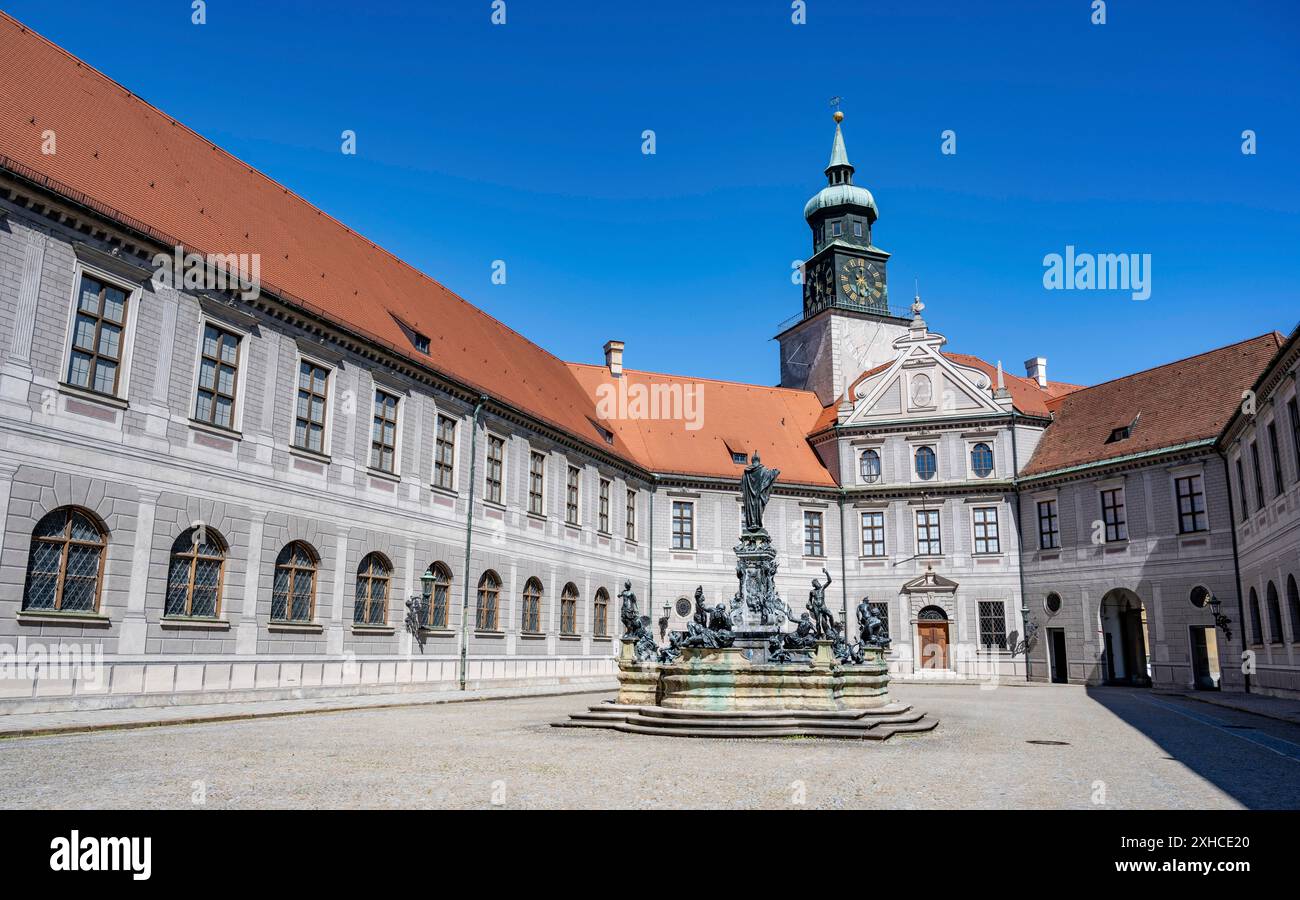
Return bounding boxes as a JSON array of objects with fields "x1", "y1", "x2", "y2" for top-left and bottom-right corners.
[{"x1": 1, "y1": 683, "x2": 1298, "y2": 809}]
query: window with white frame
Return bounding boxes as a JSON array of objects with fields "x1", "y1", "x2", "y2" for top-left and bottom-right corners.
[
  {"x1": 485, "y1": 435, "x2": 504, "y2": 504},
  {"x1": 433, "y1": 414, "x2": 456, "y2": 490},
  {"x1": 803, "y1": 510, "x2": 824, "y2": 557},
  {"x1": 293, "y1": 359, "x2": 331, "y2": 455},
  {"x1": 914, "y1": 446, "x2": 937, "y2": 481},
  {"x1": 977, "y1": 601, "x2": 1008, "y2": 650},
  {"x1": 528, "y1": 451, "x2": 545, "y2": 515},
  {"x1": 972, "y1": 506, "x2": 1000, "y2": 554},
  {"x1": 1175, "y1": 474, "x2": 1206, "y2": 534},
  {"x1": 672, "y1": 501, "x2": 694, "y2": 550},
  {"x1": 370, "y1": 389, "x2": 400, "y2": 473},
  {"x1": 916, "y1": 508, "x2": 942, "y2": 556},
  {"x1": 193, "y1": 323, "x2": 241, "y2": 430},
  {"x1": 1037, "y1": 499, "x2": 1060, "y2": 549},
  {"x1": 860, "y1": 511, "x2": 885, "y2": 557},
  {"x1": 970, "y1": 442, "x2": 994, "y2": 478},
  {"x1": 626, "y1": 489, "x2": 637, "y2": 541},
  {"x1": 65, "y1": 271, "x2": 133, "y2": 397},
  {"x1": 565, "y1": 465, "x2": 580, "y2": 525},
  {"x1": 859, "y1": 449, "x2": 882, "y2": 483},
  {"x1": 1100, "y1": 487, "x2": 1127, "y2": 542},
  {"x1": 599, "y1": 478, "x2": 611, "y2": 533}
]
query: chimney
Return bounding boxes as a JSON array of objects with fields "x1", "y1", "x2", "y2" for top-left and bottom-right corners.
[
  {"x1": 1024, "y1": 356, "x2": 1048, "y2": 389},
  {"x1": 603, "y1": 340, "x2": 625, "y2": 378}
]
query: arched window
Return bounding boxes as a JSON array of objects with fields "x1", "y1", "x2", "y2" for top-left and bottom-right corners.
[
  {"x1": 272, "y1": 541, "x2": 317, "y2": 623},
  {"x1": 23, "y1": 507, "x2": 107, "y2": 612},
  {"x1": 859, "y1": 449, "x2": 881, "y2": 483},
  {"x1": 593, "y1": 587, "x2": 610, "y2": 636},
  {"x1": 1288, "y1": 575, "x2": 1300, "y2": 644},
  {"x1": 970, "y1": 443, "x2": 994, "y2": 478},
  {"x1": 1266, "y1": 581, "x2": 1284, "y2": 644},
  {"x1": 354, "y1": 552, "x2": 392, "y2": 625},
  {"x1": 476, "y1": 570, "x2": 500, "y2": 631},
  {"x1": 560, "y1": 582, "x2": 578, "y2": 635},
  {"x1": 422, "y1": 562, "x2": 452, "y2": 629},
  {"x1": 914, "y1": 446, "x2": 937, "y2": 481},
  {"x1": 918, "y1": 605, "x2": 948, "y2": 621},
  {"x1": 166, "y1": 526, "x2": 226, "y2": 618},
  {"x1": 522, "y1": 576, "x2": 543, "y2": 633},
  {"x1": 1248, "y1": 587, "x2": 1263, "y2": 645}
]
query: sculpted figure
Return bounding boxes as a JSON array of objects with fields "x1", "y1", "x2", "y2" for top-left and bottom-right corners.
[
  {"x1": 807, "y1": 568, "x2": 835, "y2": 638},
  {"x1": 619, "y1": 581, "x2": 640, "y2": 638},
  {"x1": 857, "y1": 596, "x2": 890, "y2": 647},
  {"x1": 740, "y1": 453, "x2": 780, "y2": 532}
]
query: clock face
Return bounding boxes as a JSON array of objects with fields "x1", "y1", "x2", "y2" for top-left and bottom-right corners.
[{"x1": 839, "y1": 258, "x2": 884, "y2": 305}]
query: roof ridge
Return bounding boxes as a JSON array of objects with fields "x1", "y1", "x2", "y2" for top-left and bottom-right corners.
[
  {"x1": 0, "y1": 11, "x2": 579, "y2": 374},
  {"x1": 565, "y1": 361, "x2": 822, "y2": 397}
]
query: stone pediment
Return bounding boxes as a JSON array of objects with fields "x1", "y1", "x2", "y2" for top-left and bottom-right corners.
[{"x1": 901, "y1": 567, "x2": 958, "y2": 594}]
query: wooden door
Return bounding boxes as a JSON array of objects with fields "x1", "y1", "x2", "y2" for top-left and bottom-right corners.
[{"x1": 919, "y1": 622, "x2": 949, "y2": 669}]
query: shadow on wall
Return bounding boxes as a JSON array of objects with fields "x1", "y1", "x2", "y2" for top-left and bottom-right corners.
[{"x1": 1084, "y1": 685, "x2": 1299, "y2": 810}]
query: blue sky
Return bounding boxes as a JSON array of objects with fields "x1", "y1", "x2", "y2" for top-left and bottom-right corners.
[{"x1": 6, "y1": 0, "x2": 1297, "y2": 387}]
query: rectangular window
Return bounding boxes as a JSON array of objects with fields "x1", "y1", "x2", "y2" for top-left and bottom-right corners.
[
  {"x1": 485, "y1": 435, "x2": 504, "y2": 504},
  {"x1": 1037, "y1": 499, "x2": 1060, "y2": 550},
  {"x1": 853, "y1": 221, "x2": 863, "y2": 237},
  {"x1": 978, "y1": 601, "x2": 1008, "y2": 650},
  {"x1": 803, "y1": 511, "x2": 824, "y2": 557},
  {"x1": 434, "y1": 414, "x2": 457, "y2": 490},
  {"x1": 916, "y1": 509, "x2": 942, "y2": 556},
  {"x1": 293, "y1": 360, "x2": 330, "y2": 454},
  {"x1": 194, "y1": 323, "x2": 240, "y2": 430},
  {"x1": 1175, "y1": 474, "x2": 1206, "y2": 534},
  {"x1": 1100, "y1": 488, "x2": 1127, "y2": 542},
  {"x1": 1236, "y1": 457, "x2": 1250, "y2": 519},
  {"x1": 66, "y1": 273, "x2": 130, "y2": 396},
  {"x1": 672, "y1": 501, "x2": 694, "y2": 550},
  {"x1": 1251, "y1": 442, "x2": 1265, "y2": 509},
  {"x1": 861, "y1": 511, "x2": 886, "y2": 557},
  {"x1": 1290, "y1": 399, "x2": 1300, "y2": 484},
  {"x1": 598, "y1": 478, "x2": 611, "y2": 533},
  {"x1": 972, "y1": 506, "x2": 1000, "y2": 554},
  {"x1": 566, "y1": 465, "x2": 580, "y2": 525},
  {"x1": 528, "y1": 451, "x2": 545, "y2": 515},
  {"x1": 626, "y1": 489, "x2": 637, "y2": 541},
  {"x1": 370, "y1": 389, "x2": 399, "y2": 473},
  {"x1": 1268, "y1": 422, "x2": 1283, "y2": 499},
  {"x1": 831, "y1": 221, "x2": 842, "y2": 236},
  {"x1": 560, "y1": 591, "x2": 577, "y2": 634}
]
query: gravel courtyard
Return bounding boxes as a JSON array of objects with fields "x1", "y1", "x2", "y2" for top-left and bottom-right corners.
[{"x1": 2, "y1": 683, "x2": 1298, "y2": 809}]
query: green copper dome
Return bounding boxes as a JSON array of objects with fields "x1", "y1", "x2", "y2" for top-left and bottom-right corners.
[
  {"x1": 803, "y1": 183, "x2": 879, "y2": 220},
  {"x1": 804, "y1": 114, "x2": 878, "y2": 222}
]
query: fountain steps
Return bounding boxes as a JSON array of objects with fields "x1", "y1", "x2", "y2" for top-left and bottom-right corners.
[{"x1": 553, "y1": 702, "x2": 937, "y2": 740}]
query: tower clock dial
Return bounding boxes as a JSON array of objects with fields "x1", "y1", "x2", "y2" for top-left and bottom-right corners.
[{"x1": 839, "y1": 258, "x2": 884, "y2": 305}]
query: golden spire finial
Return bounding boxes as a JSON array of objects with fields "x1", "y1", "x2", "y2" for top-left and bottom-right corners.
[{"x1": 833, "y1": 110, "x2": 844, "y2": 123}]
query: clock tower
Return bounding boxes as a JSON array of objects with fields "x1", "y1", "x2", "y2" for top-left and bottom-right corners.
[{"x1": 778, "y1": 112, "x2": 911, "y2": 406}]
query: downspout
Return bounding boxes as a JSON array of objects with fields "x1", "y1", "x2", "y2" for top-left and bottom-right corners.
[
  {"x1": 648, "y1": 475, "x2": 657, "y2": 617},
  {"x1": 458, "y1": 395, "x2": 488, "y2": 691},
  {"x1": 1220, "y1": 452, "x2": 1250, "y2": 693},
  {"x1": 1009, "y1": 409, "x2": 1031, "y2": 682},
  {"x1": 838, "y1": 489, "x2": 849, "y2": 626}
]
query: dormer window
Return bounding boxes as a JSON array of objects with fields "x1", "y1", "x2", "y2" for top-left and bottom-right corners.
[
  {"x1": 853, "y1": 222, "x2": 863, "y2": 237},
  {"x1": 413, "y1": 334, "x2": 430, "y2": 354},
  {"x1": 1107, "y1": 425, "x2": 1132, "y2": 443},
  {"x1": 831, "y1": 221, "x2": 842, "y2": 237},
  {"x1": 731, "y1": 452, "x2": 748, "y2": 465}
]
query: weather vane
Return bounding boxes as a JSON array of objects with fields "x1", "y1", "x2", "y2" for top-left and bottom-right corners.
[{"x1": 828, "y1": 96, "x2": 843, "y2": 111}]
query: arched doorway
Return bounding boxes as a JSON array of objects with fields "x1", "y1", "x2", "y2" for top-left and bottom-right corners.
[
  {"x1": 1099, "y1": 589, "x2": 1150, "y2": 687},
  {"x1": 917, "y1": 605, "x2": 949, "y2": 670}
]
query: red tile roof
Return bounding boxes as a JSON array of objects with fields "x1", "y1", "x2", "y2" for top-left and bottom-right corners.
[
  {"x1": 1021, "y1": 332, "x2": 1285, "y2": 477},
  {"x1": 565, "y1": 365, "x2": 835, "y2": 486},
  {"x1": 0, "y1": 13, "x2": 615, "y2": 458}
]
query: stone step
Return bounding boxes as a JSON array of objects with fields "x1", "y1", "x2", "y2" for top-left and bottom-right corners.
[
  {"x1": 601, "y1": 718, "x2": 937, "y2": 740},
  {"x1": 622, "y1": 711, "x2": 927, "y2": 731},
  {"x1": 588, "y1": 702, "x2": 913, "y2": 720}
]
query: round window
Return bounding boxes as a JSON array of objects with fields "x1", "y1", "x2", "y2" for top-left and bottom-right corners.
[
  {"x1": 1044, "y1": 592, "x2": 1062, "y2": 614},
  {"x1": 1189, "y1": 586, "x2": 1211, "y2": 608},
  {"x1": 675, "y1": 597, "x2": 692, "y2": 617}
]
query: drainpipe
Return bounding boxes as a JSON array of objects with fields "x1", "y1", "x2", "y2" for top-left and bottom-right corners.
[
  {"x1": 458, "y1": 395, "x2": 488, "y2": 691},
  {"x1": 838, "y1": 490, "x2": 849, "y2": 626},
  {"x1": 1220, "y1": 452, "x2": 1250, "y2": 694},
  {"x1": 1009, "y1": 409, "x2": 1031, "y2": 683},
  {"x1": 648, "y1": 475, "x2": 657, "y2": 617}
]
